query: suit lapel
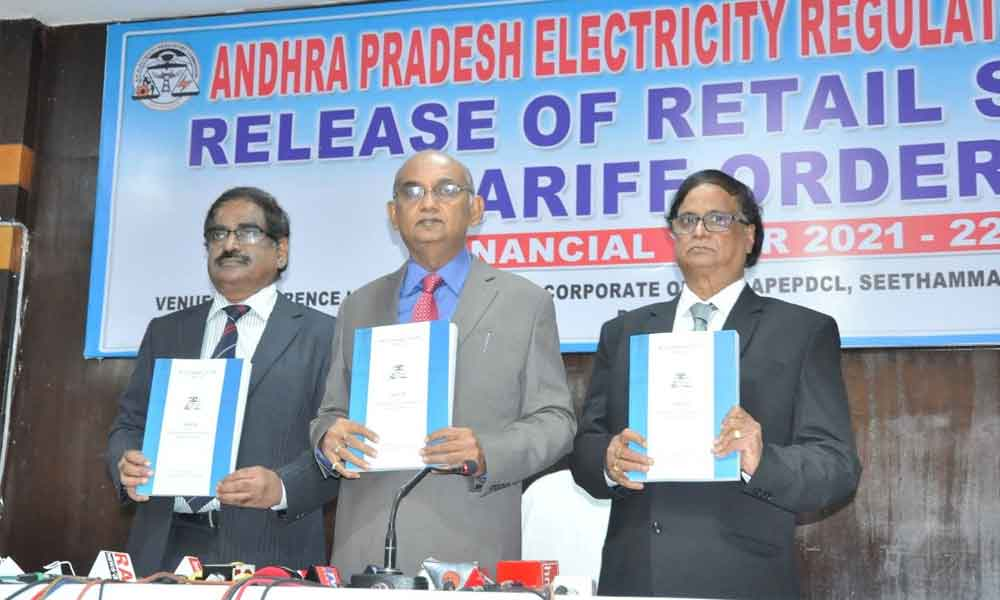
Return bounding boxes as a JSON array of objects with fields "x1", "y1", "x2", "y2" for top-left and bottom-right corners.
[
  {"x1": 452, "y1": 259, "x2": 499, "y2": 346},
  {"x1": 177, "y1": 303, "x2": 211, "y2": 358},
  {"x1": 637, "y1": 298, "x2": 679, "y2": 335},
  {"x1": 248, "y1": 294, "x2": 303, "y2": 395},
  {"x1": 380, "y1": 264, "x2": 407, "y2": 326},
  {"x1": 723, "y1": 284, "x2": 764, "y2": 356}
]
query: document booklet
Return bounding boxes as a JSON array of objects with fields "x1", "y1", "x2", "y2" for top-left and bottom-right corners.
[
  {"x1": 348, "y1": 320, "x2": 457, "y2": 471},
  {"x1": 628, "y1": 330, "x2": 740, "y2": 482},
  {"x1": 137, "y1": 358, "x2": 250, "y2": 496}
]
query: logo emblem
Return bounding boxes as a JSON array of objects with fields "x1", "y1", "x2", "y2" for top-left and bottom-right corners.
[{"x1": 132, "y1": 42, "x2": 201, "y2": 110}]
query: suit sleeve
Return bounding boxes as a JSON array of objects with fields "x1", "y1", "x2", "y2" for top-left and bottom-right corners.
[
  {"x1": 743, "y1": 316, "x2": 862, "y2": 513},
  {"x1": 569, "y1": 315, "x2": 628, "y2": 500},
  {"x1": 475, "y1": 293, "x2": 577, "y2": 494},
  {"x1": 107, "y1": 322, "x2": 157, "y2": 500},
  {"x1": 277, "y1": 315, "x2": 341, "y2": 519},
  {"x1": 309, "y1": 295, "x2": 354, "y2": 451}
]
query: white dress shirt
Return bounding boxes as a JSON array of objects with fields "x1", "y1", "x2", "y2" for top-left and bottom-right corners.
[
  {"x1": 605, "y1": 278, "x2": 749, "y2": 487},
  {"x1": 673, "y1": 278, "x2": 745, "y2": 333},
  {"x1": 175, "y1": 283, "x2": 287, "y2": 512}
]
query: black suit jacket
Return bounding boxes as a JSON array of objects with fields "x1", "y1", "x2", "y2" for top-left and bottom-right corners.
[
  {"x1": 570, "y1": 286, "x2": 861, "y2": 599},
  {"x1": 107, "y1": 295, "x2": 338, "y2": 576}
]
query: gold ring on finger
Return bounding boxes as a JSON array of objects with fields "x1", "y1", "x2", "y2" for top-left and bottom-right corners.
[{"x1": 733, "y1": 429, "x2": 743, "y2": 440}]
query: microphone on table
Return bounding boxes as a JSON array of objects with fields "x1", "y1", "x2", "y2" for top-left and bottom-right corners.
[{"x1": 350, "y1": 459, "x2": 478, "y2": 590}]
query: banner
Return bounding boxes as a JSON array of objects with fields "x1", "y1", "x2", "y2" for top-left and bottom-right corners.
[{"x1": 87, "y1": 0, "x2": 1000, "y2": 357}]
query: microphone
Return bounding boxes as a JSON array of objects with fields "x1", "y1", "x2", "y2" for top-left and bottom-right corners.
[
  {"x1": 351, "y1": 459, "x2": 480, "y2": 589},
  {"x1": 435, "y1": 459, "x2": 479, "y2": 476},
  {"x1": 384, "y1": 466, "x2": 432, "y2": 573},
  {"x1": 350, "y1": 467, "x2": 434, "y2": 589}
]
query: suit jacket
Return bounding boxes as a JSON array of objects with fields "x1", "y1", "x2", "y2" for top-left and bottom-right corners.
[
  {"x1": 309, "y1": 259, "x2": 576, "y2": 577},
  {"x1": 107, "y1": 295, "x2": 339, "y2": 576},
  {"x1": 570, "y1": 285, "x2": 861, "y2": 599}
]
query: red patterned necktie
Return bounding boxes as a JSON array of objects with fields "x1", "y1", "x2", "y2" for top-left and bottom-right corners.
[{"x1": 411, "y1": 273, "x2": 444, "y2": 322}]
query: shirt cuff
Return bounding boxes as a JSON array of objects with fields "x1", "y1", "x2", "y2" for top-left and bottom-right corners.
[
  {"x1": 270, "y1": 481, "x2": 288, "y2": 511},
  {"x1": 314, "y1": 446, "x2": 339, "y2": 479},
  {"x1": 741, "y1": 470, "x2": 752, "y2": 484},
  {"x1": 604, "y1": 469, "x2": 618, "y2": 488}
]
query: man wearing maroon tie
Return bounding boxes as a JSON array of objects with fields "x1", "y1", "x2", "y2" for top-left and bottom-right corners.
[{"x1": 310, "y1": 150, "x2": 576, "y2": 578}]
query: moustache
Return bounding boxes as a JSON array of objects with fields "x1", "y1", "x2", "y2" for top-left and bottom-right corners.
[{"x1": 215, "y1": 251, "x2": 251, "y2": 265}]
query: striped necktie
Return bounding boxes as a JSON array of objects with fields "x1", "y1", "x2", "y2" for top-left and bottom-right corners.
[
  {"x1": 186, "y1": 303, "x2": 251, "y2": 513},
  {"x1": 211, "y1": 304, "x2": 251, "y2": 358}
]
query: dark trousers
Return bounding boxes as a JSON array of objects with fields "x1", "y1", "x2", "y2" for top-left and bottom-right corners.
[{"x1": 160, "y1": 514, "x2": 221, "y2": 573}]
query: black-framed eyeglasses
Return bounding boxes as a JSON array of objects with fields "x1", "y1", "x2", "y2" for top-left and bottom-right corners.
[
  {"x1": 394, "y1": 180, "x2": 474, "y2": 204},
  {"x1": 669, "y1": 211, "x2": 749, "y2": 234},
  {"x1": 204, "y1": 225, "x2": 272, "y2": 245}
]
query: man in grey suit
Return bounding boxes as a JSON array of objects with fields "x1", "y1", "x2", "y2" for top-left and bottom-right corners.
[
  {"x1": 109, "y1": 187, "x2": 338, "y2": 575},
  {"x1": 309, "y1": 150, "x2": 576, "y2": 578}
]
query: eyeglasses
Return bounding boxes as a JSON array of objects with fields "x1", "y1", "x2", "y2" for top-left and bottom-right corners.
[
  {"x1": 394, "y1": 180, "x2": 474, "y2": 204},
  {"x1": 204, "y1": 225, "x2": 271, "y2": 245},
  {"x1": 669, "y1": 211, "x2": 749, "y2": 234}
]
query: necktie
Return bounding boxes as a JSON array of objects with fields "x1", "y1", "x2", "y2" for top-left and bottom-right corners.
[
  {"x1": 690, "y1": 302, "x2": 716, "y2": 331},
  {"x1": 186, "y1": 304, "x2": 251, "y2": 513},
  {"x1": 211, "y1": 304, "x2": 251, "y2": 358},
  {"x1": 411, "y1": 273, "x2": 444, "y2": 322}
]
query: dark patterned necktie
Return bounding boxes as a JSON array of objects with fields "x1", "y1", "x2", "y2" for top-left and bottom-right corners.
[
  {"x1": 211, "y1": 304, "x2": 251, "y2": 358},
  {"x1": 186, "y1": 303, "x2": 251, "y2": 513}
]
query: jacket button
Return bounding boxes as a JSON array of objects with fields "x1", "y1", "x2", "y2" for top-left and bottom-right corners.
[{"x1": 651, "y1": 520, "x2": 662, "y2": 534}]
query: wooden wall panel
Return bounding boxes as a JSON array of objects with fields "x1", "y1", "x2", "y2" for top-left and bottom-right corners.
[
  {"x1": 1, "y1": 23, "x2": 135, "y2": 570},
  {"x1": 798, "y1": 348, "x2": 1000, "y2": 599},
  {"x1": 0, "y1": 17, "x2": 996, "y2": 600}
]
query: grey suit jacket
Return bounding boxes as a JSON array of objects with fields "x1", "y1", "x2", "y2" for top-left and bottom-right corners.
[
  {"x1": 107, "y1": 295, "x2": 338, "y2": 576},
  {"x1": 310, "y1": 258, "x2": 576, "y2": 577},
  {"x1": 571, "y1": 285, "x2": 861, "y2": 599}
]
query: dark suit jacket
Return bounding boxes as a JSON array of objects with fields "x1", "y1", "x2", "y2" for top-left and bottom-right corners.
[
  {"x1": 570, "y1": 285, "x2": 861, "y2": 599},
  {"x1": 107, "y1": 294, "x2": 338, "y2": 576}
]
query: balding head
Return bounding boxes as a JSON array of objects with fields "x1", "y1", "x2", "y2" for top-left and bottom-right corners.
[
  {"x1": 393, "y1": 150, "x2": 474, "y2": 192},
  {"x1": 387, "y1": 150, "x2": 484, "y2": 271}
]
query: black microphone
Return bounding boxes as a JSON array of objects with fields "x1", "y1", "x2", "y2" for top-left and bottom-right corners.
[
  {"x1": 350, "y1": 467, "x2": 433, "y2": 589},
  {"x1": 383, "y1": 466, "x2": 432, "y2": 573},
  {"x1": 350, "y1": 460, "x2": 479, "y2": 589},
  {"x1": 383, "y1": 461, "x2": 476, "y2": 570},
  {"x1": 435, "y1": 459, "x2": 479, "y2": 476}
]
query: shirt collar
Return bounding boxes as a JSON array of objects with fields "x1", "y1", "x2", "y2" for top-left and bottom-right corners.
[
  {"x1": 676, "y1": 278, "x2": 746, "y2": 324},
  {"x1": 402, "y1": 248, "x2": 471, "y2": 297},
  {"x1": 209, "y1": 282, "x2": 278, "y2": 321}
]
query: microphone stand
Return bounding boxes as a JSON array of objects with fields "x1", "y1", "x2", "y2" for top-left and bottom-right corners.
[{"x1": 350, "y1": 467, "x2": 434, "y2": 589}]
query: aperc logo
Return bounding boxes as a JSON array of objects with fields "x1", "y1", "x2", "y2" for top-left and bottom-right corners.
[{"x1": 132, "y1": 42, "x2": 201, "y2": 110}]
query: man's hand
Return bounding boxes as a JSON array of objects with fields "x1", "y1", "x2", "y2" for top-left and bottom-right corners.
[
  {"x1": 117, "y1": 449, "x2": 152, "y2": 502},
  {"x1": 605, "y1": 428, "x2": 654, "y2": 491},
  {"x1": 216, "y1": 466, "x2": 283, "y2": 509},
  {"x1": 320, "y1": 418, "x2": 379, "y2": 479},
  {"x1": 713, "y1": 406, "x2": 764, "y2": 476},
  {"x1": 421, "y1": 427, "x2": 485, "y2": 476}
]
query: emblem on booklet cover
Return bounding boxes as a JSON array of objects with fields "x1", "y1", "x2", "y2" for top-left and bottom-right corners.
[
  {"x1": 389, "y1": 364, "x2": 408, "y2": 380},
  {"x1": 183, "y1": 395, "x2": 202, "y2": 411},
  {"x1": 132, "y1": 41, "x2": 201, "y2": 110}
]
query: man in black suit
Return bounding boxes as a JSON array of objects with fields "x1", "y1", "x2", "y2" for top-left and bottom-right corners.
[
  {"x1": 570, "y1": 170, "x2": 861, "y2": 599},
  {"x1": 107, "y1": 187, "x2": 338, "y2": 575}
]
